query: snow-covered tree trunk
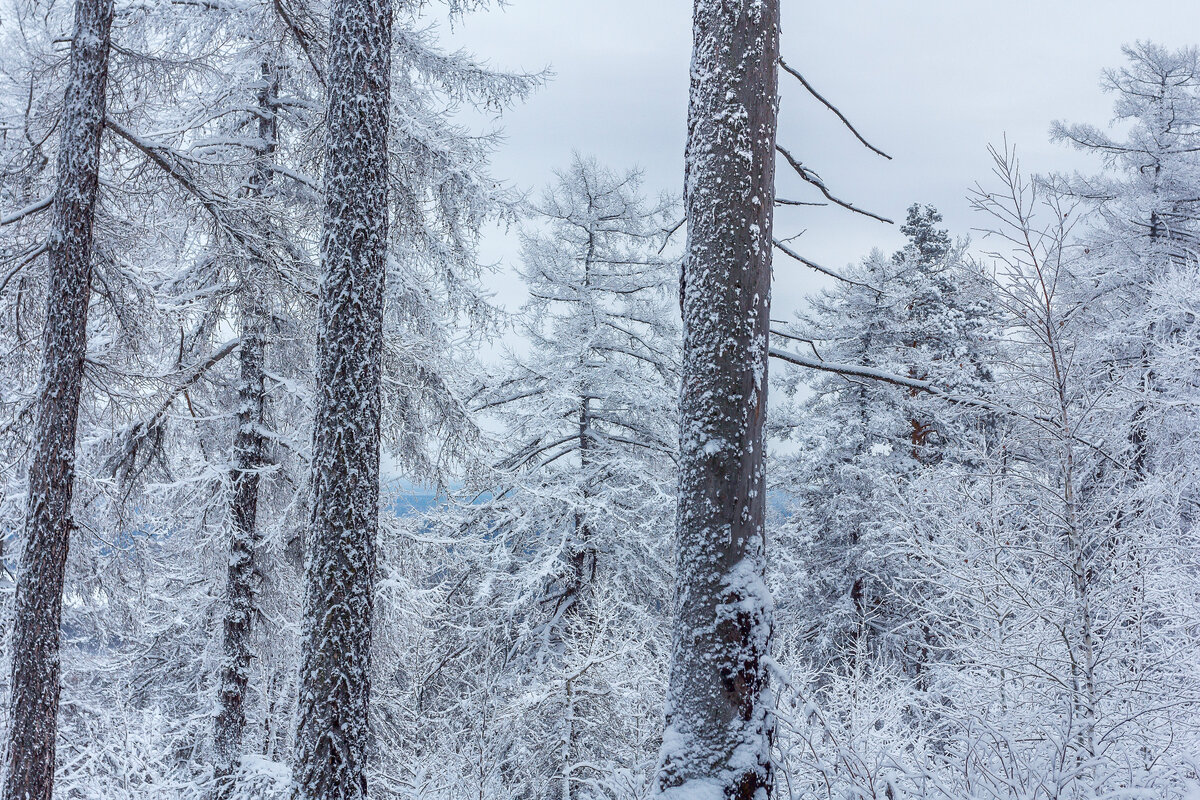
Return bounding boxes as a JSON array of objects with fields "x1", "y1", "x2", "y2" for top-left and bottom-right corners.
[
  {"x1": 213, "y1": 64, "x2": 278, "y2": 791},
  {"x1": 213, "y1": 291, "x2": 268, "y2": 790},
  {"x1": 568, "y1": 247, "x2": 596, "y2": 623},
  {"x1": 2, "y1": 0, "x2": 113, "y2": 796},
  {"x1": 656, "y1": 2, "x2": 779, "y2": 800},
  {"x1": 291, "y1": 0, "x2": 391, "y2": 794}
]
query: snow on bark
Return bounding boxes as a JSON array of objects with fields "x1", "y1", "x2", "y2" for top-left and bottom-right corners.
[
  {"x1": 656, "y1": 2, "x2": 779, "y2": 800},
  {"x1": 213, "y1": 292, "x2": 268, "y2": 791},
  {"x1": 2, "y1": 0, "x2": 113, "y2": 796},
  {"x1": 291, "y1": 0, "x2": 391, "y2": 795},
  {"x1": 214, "y1": 63, "x2": 277, "y2": 794}
]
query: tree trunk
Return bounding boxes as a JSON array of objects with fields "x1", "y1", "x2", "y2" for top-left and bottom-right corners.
[
  {"x1": 656, "y1": 2, "x2": 779, "y2": 800},
  {"x1": 291, "y1": 0, "x2": 391, "y2": 794},
  {"x1": 569, "y1": 238, "x2": 597, "y2": 619},
  {"x1": 213, "y1": 63, "x2": 278, "y2": 794},
  {"x1": 3, "y1": 0, "x2": 113, "y2": 796}
]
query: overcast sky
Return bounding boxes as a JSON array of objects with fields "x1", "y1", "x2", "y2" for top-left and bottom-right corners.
[{"x1": 444, "y1": 1, "x2": 1200, "y2": 313}]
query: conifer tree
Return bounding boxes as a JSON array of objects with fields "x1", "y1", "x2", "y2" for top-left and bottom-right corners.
[{"x1": 462, "y1": 155, "x2": 680, "y2": 800}]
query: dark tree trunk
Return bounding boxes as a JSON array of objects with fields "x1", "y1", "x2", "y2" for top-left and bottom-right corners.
[
  {"x1": 568, "y1": 243, "x2": 597, "y2": 619},
  {"x1": 291, "y1": 0, "x2": 391, "y2": 794},
  {"x1": 3, "y1": 0, "x2": 113, "y2": 797},
  {"x1": 213, "y1": 294, "x2": 267, "y2": 788},
  {"x1": 656, "y1": 2, "x2": 779, "y2": 800},
  {"x1": 213, "y1": 64, "x2": 278, "y2": 794}
]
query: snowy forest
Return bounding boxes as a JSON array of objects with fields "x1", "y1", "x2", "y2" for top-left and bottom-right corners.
[{"x1": 1, "y1": 0, "x2": 1199, "y2": 799}]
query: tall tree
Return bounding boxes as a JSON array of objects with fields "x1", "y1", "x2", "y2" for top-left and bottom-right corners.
[
  {"x1": 656, "y1": 2, "x2": 779, "y2": 799},
  {"x1": 1050, "y1": 42, "x2": 1200, "y2": 496},
  {"x1": 12, "y1": 0, "x2": 536, "y2": 790},
  {"x1": 893, "y1": 142, "x2": 1200, "y2": 799},
  {"x1": 770, "y1": 205, "x2": 996, "y2": 676},
  {"x1": 291, "y1": 0, "x2": 390, "y2": 796},
  {"x1": 457, "y1": 155, "x2": 680, "y2": 800},
  {"x1": 213, "y1": 60, "x2": 280, "y2": 795},
  {"x1": 2, "y1": 0, "x2": 114, "y2": 795}
]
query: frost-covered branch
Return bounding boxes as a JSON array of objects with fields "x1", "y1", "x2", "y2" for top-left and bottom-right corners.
[
  {"x1": 769, "y1": 343, "x2": 1122, "y2": 466},
  {"x1": 107, "y1": 337, "x2": 242, "y2": 475},
  {"x1": 0, "y1": 196, "x2": 52, "y2": 226}
]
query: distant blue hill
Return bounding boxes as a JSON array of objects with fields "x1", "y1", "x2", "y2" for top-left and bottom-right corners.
[{"x1": 391, "y1": 491, "x2": 442, "y2": 516}]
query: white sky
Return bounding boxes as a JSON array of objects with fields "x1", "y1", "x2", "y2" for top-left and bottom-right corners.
[{"x1": 445, "y1": 0, "x2": 1200, "y2": 315}]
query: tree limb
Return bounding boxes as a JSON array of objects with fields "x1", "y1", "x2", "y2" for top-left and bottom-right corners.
[
  {"x1": 108, "y1": 337, "x2": 242, "y2": 475},
  {"x1": 768, "y1": 344, "x2": 1123, "y2": 468},
  {"x1": 779, "y1": 58, "x2": 892, "y2": 160},
  {"x1": 772, "y1": 238, "x2": 878, "y2": 290},
  {"x1": 0, "y1": 196, "x2": 51, "y2": 226},
  {"x1": 776, "y1": 144, "x2": 893, "y2": 224},
  {"x1": 105, "y1": 118, "x2": 269, "y2": 262}
]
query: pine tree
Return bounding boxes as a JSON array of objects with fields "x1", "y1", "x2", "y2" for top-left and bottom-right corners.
[
  {"x1": 1050, "y1": 42, "x2": 1200, "y2": 505},
  {"x1": 771, "y1": 204, "x2": 995, "y2": 679},
  {"x1": 460, "y1": 155, "x2": 680, "y2": 800}
]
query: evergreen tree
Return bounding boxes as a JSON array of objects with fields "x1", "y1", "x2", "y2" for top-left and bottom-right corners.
[
  {"x1": 412, "y1": 155, "x2": 680, "y2": 800},
  {"x1": 771, "y1": 203, "x2": 997, "y2": 678},
  {"x1": 1051, "y1": 42, "x2": 1200, "y2": 513}
]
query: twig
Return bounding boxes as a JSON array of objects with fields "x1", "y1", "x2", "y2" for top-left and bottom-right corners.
[
  {"x1": 106, "y1": 118, "x2": 269, "y2": 262},
  {"x1": 658, "y1": 217, "x2": 686, "y2": 254}
]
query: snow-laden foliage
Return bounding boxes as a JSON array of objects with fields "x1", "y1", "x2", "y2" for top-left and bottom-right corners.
[
  {"x1": 772, "y1": 205, "x2": 999, "y2": 673},
  {"x1": 769, "y1": 47, "x2": 1200, "y2": 799},
  {"x1": 1, "y1": 0, "x2": 538, "y2": 796},
  {"x1": 1, "y1": 1, "x2": 1199, "y2": 798},
  {"x1": 381, "y1": 156, "x2": 681, "y2": 800}
]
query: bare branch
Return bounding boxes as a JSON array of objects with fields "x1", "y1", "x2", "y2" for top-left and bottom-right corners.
[
  {"x1": 779, "y1": 58, "x2": 892, "y2": 160},
  {"x1": 776, "y1": 144, "x2": 893, "y2": 224},
  {"x1": 658, "y1": 217, "x2": 686, "y2": 254},
  {"x1": 273, "y1": 0, "x2": 327, "y2": 88},
  {"x1": 772, "y1": 238, "x2": 878, "y2": 290},
  {"x1": 769, "y1": 344, "x2": 1123, "y2": 468}
]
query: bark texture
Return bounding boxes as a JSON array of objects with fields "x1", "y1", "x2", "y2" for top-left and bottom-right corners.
[
  {"x1": 213, "y1": 64, "x2": 278, "y2": 794},
  {"x1": 3, "y1": 0, "x2": 113, "y2": 796},
  {"x1": 291, "y1": 0, "x2": 391, "y2": 794},
  {"x1": 656, "y1": 2, "x2": 779, "y2": 800}
]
